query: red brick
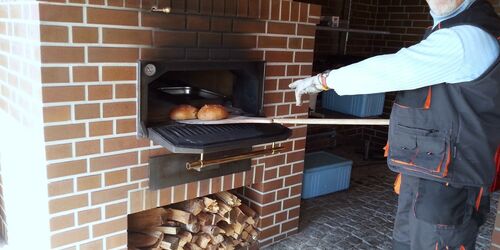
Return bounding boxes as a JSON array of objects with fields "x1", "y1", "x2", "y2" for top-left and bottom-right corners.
[
  {"x1": 43, "y1": 86, "x2": 85, "y2": 103},
  {"x1": 40, "y1": 4, "x2": 83, "y2": 23},
  {"x1": 102, "y1": 66, "x2": 136, "y2": 81},
  {"x1": 282, "y1": 218, "x2": 300, "y2": 232},
  {"x1": 233, "y1": 19, "x2": 265, "y2": 33},
  {"x1": 211, "y1": 17, "x2": 232, "y2": 32},
  {"x1": 187, "y1": 182, "x2": 198, "y2": 200},
  {"x1": 89, "y1": 47, "x2": 139, "y2": 63},
  {"x1": 116, "y1": 118, "x2": 136, "y2": 134},
  {"x1": 265, "y1": 51, "x2": 293, "y2": 62},
  {"x1": 43, "y1": 106, "x2": 71, "y2": 123},
  {"x1": 154, "y1": 31, "x2": 197, "y2": 47},
  {"x1": 283, "y1": 196, "x2": 301, "y2": 209},
  {"x1": 75, "y1": 103, "x2": 100, "y2": 120},
  {"x1": 88, "y1": 85, "x2": 112, "y2": 100},
  {"x1": 41, "y1": 25, "x2": 68, "y2": 42},
  {"x1": 285, "y1": 174, "x2": 302, "y2": 186},
  {"x1": 258, "y1": 36, "x2": 287, "y2": 48},
  {"x1": 92, "y1": 217, "x2": 126, "y2": 237},
  {"x1": 223, "y1": 174, "x2": 233, "y2": 190},
  {"x1": 264, "y1": 92, "x2": 283, "y2": 105},
  {"x1": 87, "y1": 7, "x2": 138, "y2": 26},
  {"x1": 141, "y1": 13, "x2": 186, "y2": 30},
  {"x1": 42, "y1": 67, "x2": 69, "y2": 84},
  {"x1": 187, "y1": 15, "x2": 210, "y2": 30},
  {"x1": 263, "y1": 179, "x2": 283, "y2": 191},
  {"x1": 270, "y1": 0, "x2": 280, "y2": 20},
  {"x1": 281, "y1": 0, "x2": 290, "y2": 21},
  {"x1": 46, "y1": 143, "x2": 73, "y2": 160},
  {"x1": 115, "y1": 84, "x2": 136, "y2": 98},
  {"x1": 48, "y1": 179, "x2": 74, "y2": 197},
  {"x1": 44, "y1": 123, "x2": 86, "y2": 142},
  {"x1": 223, "y1": 34, "x2": 256, "y2": 48},
  {"x1": 268, "y1": 22, "x2": 295, "y2": 35},
  {"x1": 73, "y1": 27, "x2": 98, "y2": 43},
  {"x1": 73, "y1": 67, "x2": 99, "y2": 82},
  {"x1": 75, "y1": 140, "x2": 101, "y2": 156},
  {"x1": 51, "y1": 227, "x2": 89, "y2": 248},
  {"x1": 50, "y1": 213, "x2": 75, "y2": 231},
  {"x1": 103, "y1": 28, "x2": 152, "y2": 45},
  {"x1": 103, "y1": 102, "x2": 136, "y2": 117},
  {"x1": 49, "y1": 194, "x2": 88, "y2": 214},
  {"x1": 89, "y1": 121, "x2": 113, "y2": 137},
  {"x1": 173, "y1": 184, "x2": 186, "y2": 204},
  {"x1": 47, "y1": 160, "x2": 87, "y2": 179},
  {"x1": 41, "y1": 46, "x2": 84, "y2": 63},
  {"x1": 78, "y1": 174, "x2": 102, "y2": 191}
]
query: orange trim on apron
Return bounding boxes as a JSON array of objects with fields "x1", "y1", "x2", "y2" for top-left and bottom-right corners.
[
  {"x1": 394, "y1": 173, "x2": 402, "y2": 195},
  {"x1": 424, "y1": 87, "x2": 432, "y2": 109},
  {"x1": 459, "y1": 245, "x2": 466, "y2": 250},
  {"x1": 475, "y1": 187, "x2": 484, "y2": 211},
  {"x1": 383, "y1": 142, "x2": 389, "y2": 157},
  {"x1": 435, "y1": 242, "x2": 439, "y2": 250}
]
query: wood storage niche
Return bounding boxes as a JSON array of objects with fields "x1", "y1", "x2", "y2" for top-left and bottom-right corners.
[{"x1": 128, "y1": 191, "x2": 259, "y2": 250}]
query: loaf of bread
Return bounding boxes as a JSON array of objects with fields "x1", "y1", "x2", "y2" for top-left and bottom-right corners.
[
  {"x1": 169, "y1": 105, "x2": 199, "y2": 121},
  {"x1": 197, "y1": 104, "x2": 229, "y2": 121}
]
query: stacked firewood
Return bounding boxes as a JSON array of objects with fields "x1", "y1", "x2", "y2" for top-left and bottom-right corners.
[{"x1": 128, "y1": 191, "x2": 259, "y2": 250}]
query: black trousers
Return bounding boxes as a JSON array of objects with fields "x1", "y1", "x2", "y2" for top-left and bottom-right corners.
[{"x1": 392, "y1": 175, "x2": 489, "y2": 250}]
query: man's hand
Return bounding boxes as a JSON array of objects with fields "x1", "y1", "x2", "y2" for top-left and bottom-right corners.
[{"x1": 288, "y1": 74, "x2": 327, "y2": 106}]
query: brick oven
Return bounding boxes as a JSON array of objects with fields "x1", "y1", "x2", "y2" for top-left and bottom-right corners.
[{"x1": 0, "y1": 0, "x2": 320, "y2": 249}]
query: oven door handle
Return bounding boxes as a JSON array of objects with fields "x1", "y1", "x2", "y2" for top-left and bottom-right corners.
[{"x1": 186, "y1": 146, "x2": 285, "y2": 171}]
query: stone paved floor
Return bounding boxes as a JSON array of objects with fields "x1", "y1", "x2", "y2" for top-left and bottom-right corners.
[{"x1": 265, "y1": 163, "x2": 499, "y2": 250}]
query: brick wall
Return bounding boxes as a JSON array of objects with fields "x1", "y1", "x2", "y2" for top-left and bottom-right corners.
[{"x1": 37, "y1": 0, "x2": 319, "y2": 249}]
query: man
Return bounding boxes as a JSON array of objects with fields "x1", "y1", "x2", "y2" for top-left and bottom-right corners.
[{"x1": 289, "y1": 0, "x2": 500, "y2": 249}]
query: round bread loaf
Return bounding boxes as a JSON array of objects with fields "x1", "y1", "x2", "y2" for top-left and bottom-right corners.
[
  {"x1": 197, "y1": 104, "x2": 229, "y2": 120},
  {"x1": 169, "y1": 104, "x2": 198, "y2": 121}
]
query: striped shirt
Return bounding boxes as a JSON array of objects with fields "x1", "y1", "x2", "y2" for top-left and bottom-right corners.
[{"x1": 327, "y1": 0, "x2": 500, "y2": 96}]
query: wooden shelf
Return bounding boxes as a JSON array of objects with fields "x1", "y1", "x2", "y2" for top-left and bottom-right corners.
[
  {"x1": 310, "y1": 108, "x2": 383, "y2": 120},
  {"x1": 317, "y1": 25, "x2": 391, "y2": 35}
]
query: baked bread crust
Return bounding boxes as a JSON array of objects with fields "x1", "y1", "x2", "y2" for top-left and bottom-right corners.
[
  {"x1": 197, "y1": 104, "x2": 229, "y2": 120},
  {"x1": 169, "y1": 105, "x2": 199, "y2": 121}
]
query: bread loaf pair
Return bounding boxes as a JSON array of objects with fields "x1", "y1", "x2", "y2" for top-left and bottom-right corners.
[{"x1": 169, "y1": 104, "x2": 228, "y2": 121}]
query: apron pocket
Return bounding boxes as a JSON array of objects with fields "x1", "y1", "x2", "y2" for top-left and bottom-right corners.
[{"x1": 414, "y1": 179, "x2": 469, "y2": 226}]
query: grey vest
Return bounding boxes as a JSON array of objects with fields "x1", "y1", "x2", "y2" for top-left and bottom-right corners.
[{"x1": 387, "y1": 0, "x2": 500, "y2": 187}]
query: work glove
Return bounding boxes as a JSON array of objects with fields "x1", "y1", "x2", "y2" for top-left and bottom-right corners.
[{"x1": 288, "y1": 73, "x2": 329, "y2": 106}]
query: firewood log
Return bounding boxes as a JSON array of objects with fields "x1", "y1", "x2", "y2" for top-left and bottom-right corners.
[
  {"x1": 184, "y1": 242, "x2": 202, "y2": 250},
  {"x1": 219, "y1": 239, "x2": 235, "y2": 250},
  {"x1": 214, "y1": 191, "x2": 241, "y2": 207},
  {"x1": 195, "y1": 233, "x2": 212, "y2": 248},
  {"x1": 154, "y1": 226, "x2": 180, "y2": 235},
  {"x1": 159, "y1": 235, "x2": 180, "y2": 250},
  {"x1": 203, "y1": 197, "x2": 219, "y2": 213},
  {"x1": 215, "y1": 200, "x2": 232, "y2": 216},
  {"x1": 128, "y1": 207, "x2": 167, "y2": 230},
  {"x1": 205, "y1": 244, "x2": 219, "y2": 250},
  {"x1": 201, "y1": 225, "x2": 225, "y2": 235},
  {"x1": 177, "y1": 231, "x2": 192, "y2": 247},
  {"x1": 229, "y1": 207, "x2": 248, "y2": 224},
  {"x1": 238, "y1": 203, "x2": 257, "y2": 219},
  {"x1": 217, "y1": 222, "x2": 235, "y2": 238},
  {"x1": 165, "y1": 208, "x2": 196, "y2": 225},
  {"x1": 232, "y1": 222, "x2": 244, "y2": 235},
  {"x1": 181, "y1": 222, "x2": 200, "y2": 233},
  {"x1": 171, "y1": 199, "x2": 205, "y2": 216},
  {"x1": 128, "y1": 231, "x2": 163, "y2": 248},
  {"x1": 209, "y1": 234, "x2": 224, "y2": 245}
]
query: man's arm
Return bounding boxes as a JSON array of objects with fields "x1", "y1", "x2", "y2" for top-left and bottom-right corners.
[{"x1": 325, "y1": 25, "x2": 499, "y2": 95}]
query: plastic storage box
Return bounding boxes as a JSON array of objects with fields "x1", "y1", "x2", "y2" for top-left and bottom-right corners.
[
  {"x1": 321, "y1": 90, "x2": 386, "y2": 117},
  {"x1": 302, "y1": 151, "x2": 352, "y2": 199}
]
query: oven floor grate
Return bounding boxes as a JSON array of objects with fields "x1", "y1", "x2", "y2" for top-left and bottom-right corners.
[{"x1": 149, "y1": 123, "x2": 291, "y2": 153}]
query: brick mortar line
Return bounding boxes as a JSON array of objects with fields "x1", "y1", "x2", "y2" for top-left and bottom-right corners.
[{"x1": 41, "y1": 81, "x2": 137, "y2": 88}]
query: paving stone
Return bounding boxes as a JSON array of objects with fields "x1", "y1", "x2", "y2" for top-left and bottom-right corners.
[{"x1": 264, "y1": 164, "x2": 499, "y2": 250}]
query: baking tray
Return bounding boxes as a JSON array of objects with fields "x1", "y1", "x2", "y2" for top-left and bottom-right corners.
[{"x1": 157, "y1": 86, "x2": 226, "y2": 100}]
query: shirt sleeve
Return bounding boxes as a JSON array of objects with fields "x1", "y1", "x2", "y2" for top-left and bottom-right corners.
[{"x1": 327, "y1": 25, "x2": 499, "y2": 96}]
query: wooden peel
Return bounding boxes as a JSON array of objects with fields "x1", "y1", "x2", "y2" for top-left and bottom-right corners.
[{"x1": 177, "y1": 115, "x2": 390, "y2": 125}]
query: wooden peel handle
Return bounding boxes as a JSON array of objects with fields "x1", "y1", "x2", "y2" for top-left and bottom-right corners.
[{"x1": 273, "y1": 118, "x2": 390, "y2": 125}]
